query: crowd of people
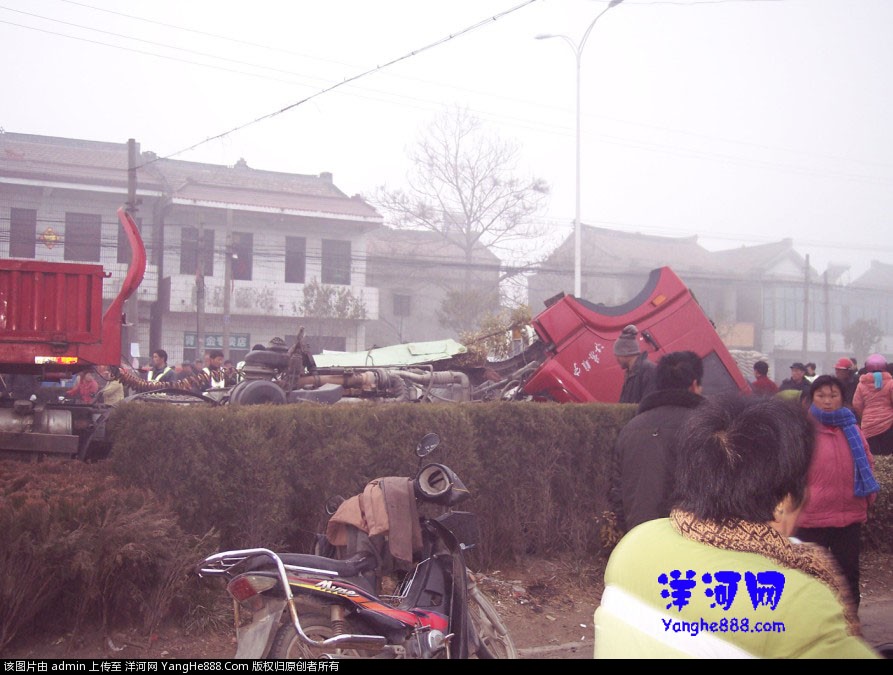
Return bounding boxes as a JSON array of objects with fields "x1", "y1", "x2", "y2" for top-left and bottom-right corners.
[
  {"x1": 51, "y1": 346, "x2": 243, "y2": 406},
  {"x1": 603, "y1": 327, "x2": 886, "y2": 658}
]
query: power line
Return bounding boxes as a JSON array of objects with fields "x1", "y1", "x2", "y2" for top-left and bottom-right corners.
[
  {"x1": 143, "y1": 0, "x2": 543, "y2": 165},
  {"x1": 2, "y1": 4, "x2": 889, "y2": 184}
]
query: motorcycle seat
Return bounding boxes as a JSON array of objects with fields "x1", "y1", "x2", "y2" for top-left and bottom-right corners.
[{"x1": 243, "y1": 552, "x2": 377, "y2": 580}]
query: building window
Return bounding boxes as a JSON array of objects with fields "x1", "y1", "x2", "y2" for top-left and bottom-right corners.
[
  {"x1": 9, "y1": 208, "x2": 36, "y2": 258},
  {"x1": 231, "y1": 232, "x2": 253, "y2": 281},
  {"x1": 180, "y1": 226, "x2": 215, "y2": 276},
  {"x1": 64, "y1": 212, "x2": 101, "y2": 262},
  {"x1": 321, "y1": 239, "x2": 351, "y2": 285},
  {"x1": 285, "y1": 236, "x2": 306, "y2": 283},
  {"x1": 393, "y1": 293, "x2": 411, "y2": 317},
  {"x1": 117, "y1": 215, "x2": 142, "y2": 264}
]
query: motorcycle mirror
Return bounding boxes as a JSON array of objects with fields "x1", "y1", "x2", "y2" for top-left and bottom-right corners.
[{"x1": 416, "y1": 432, "x2": 441, "y2": 458}]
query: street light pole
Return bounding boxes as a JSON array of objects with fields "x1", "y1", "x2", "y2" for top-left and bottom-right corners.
[{"x1": 537, "y1": 0, "x2": 624, "y2": 298}]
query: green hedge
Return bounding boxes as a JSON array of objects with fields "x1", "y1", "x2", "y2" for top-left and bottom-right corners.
[{"x1": 106, "y1": 401, "x2": 636, "y2": 567}]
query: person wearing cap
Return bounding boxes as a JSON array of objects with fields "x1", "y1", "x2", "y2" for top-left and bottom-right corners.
[
  {"x1": 853, "y1": 353, "x2": 893, "y2": 456},
  {"x1": 834, "y1": 357, "x2": 858, "y2": 409},
  {"x1": 779, "y1": 362, "x2": 810, "y2": 397},
  {"x1": 613, "y1": 324, "x2": 657, "y2": 405}
]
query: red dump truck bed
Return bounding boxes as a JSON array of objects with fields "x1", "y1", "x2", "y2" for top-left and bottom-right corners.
[
  {"x1": 0, "y1": 207, "x2": 146, "y2": 373},
  {"x1": 521, "y1": 267, "x2": 750, "y2": 403}
]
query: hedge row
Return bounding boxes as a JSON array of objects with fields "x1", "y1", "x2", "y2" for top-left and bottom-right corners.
[{"x1": 106, "y1": 400, "x2": 635, "y2": 568}]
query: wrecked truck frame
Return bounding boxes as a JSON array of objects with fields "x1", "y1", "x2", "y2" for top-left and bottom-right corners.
[{"x1": 120, "y1": 266, "x2": 749, "y2": 407}]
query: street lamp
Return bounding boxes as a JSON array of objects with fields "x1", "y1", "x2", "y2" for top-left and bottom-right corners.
[{"x1": 536, "y1": 0, "x2": 624, "y2": 298}]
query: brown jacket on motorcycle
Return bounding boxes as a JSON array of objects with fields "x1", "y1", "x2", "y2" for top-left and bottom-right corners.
[{"x1": 325, "y1": 477, "x2": 422, "y2": 568}]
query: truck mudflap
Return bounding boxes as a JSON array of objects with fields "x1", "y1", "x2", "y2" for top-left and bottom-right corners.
[{"x1": 521, "y1": 267, "x2": 750, "y2": 403}]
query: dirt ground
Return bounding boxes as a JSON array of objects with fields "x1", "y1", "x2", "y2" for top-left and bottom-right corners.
[{"x1": 5, "y1": 550, "x2": 892, "y2": 660}]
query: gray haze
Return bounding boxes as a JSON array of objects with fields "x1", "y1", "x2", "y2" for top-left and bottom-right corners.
[{"x1": 2, "y1": 0, "x2": 891, "y2": 278}]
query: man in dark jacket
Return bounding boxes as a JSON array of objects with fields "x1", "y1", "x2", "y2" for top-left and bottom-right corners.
[
  {"x1": 778, "y1": 362, "x2": 810, "y2": 397},
  {"x1": 613, "y1": 324, "x2": 656, "y2": 404},
  {"x1": 608, "y1": 350, "x2": 704, "y2": 534}
]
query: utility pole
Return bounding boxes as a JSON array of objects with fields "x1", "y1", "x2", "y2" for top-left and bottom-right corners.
[
  {"x1": 823, "y1": 270, "x2": 831, "y2": 359},
  {"x1": 196, "y1": 221, "x2": 206, "y2": 363},
  {"x1": 223, "y1": 209, "x2": 233, "y2": 362},
  {"x1": 802, "y1": 254, "x2": 809, "y2": 354}
]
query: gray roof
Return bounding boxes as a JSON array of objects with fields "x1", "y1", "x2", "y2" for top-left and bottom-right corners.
[
  {"x1": 0, "y1": 132, "x2": 380, "y2": 222},
  {"x1": 366, "y1": 227, "x2": 501, "y2": 266},
  {"x1": 852, "y1": 259, "x2": 893, "y2": 289},
  {"x1": 543, "y1": 223, "x2": 808, "y2": 279}
]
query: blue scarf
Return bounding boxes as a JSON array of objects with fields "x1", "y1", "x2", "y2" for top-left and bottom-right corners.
[{"x1": 810, "y1": 404, "x2": 880, "y2": 498}]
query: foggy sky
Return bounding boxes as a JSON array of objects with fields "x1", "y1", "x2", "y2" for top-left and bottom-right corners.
[{"x1": 2, "y1": 0, "x2": 891, "y2": 279}]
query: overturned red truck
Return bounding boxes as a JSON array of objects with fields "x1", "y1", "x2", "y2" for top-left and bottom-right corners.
[{"x1": 213, "y1": 266, "x2": 750, "y2": 406}]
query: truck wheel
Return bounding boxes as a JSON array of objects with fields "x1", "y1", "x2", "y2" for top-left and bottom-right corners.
[{"x1": 230, "y1": 379, "x2": 287, "y2": 405}]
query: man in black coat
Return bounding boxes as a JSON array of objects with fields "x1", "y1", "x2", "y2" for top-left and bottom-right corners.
[
  {"x1": 778, "y1": 362, "x2": 810, "y2": 396},
  {"x1": 608, "y1": 350, "x2": 704, "y2": 534},
  {"x1": 613, "y1": 324, "x2": 656, "y2": 405}
]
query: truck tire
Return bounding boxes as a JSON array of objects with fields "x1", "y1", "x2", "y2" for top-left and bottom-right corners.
[{"x1": 230, "y1": 379, "x2": 287, "y2": 406}]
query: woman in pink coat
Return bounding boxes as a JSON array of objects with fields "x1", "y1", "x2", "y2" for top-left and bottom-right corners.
[
  {"x1": 853, "y1": 353, "x2": 893, "y2": 456},
  {"x1": 796, "y1": 374, "x2": 879, "y2": 609}
]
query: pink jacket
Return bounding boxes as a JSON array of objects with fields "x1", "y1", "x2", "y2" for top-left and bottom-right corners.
[
  {"x1": 853, "y1": 370, "x2": 893, "y2": 439},
  {"x1": 797, "y1": 419, "x2": 875, "y2": 529}
]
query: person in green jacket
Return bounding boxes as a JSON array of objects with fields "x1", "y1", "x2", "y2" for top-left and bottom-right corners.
[{"x1": 594, "y1": 394, "x2": 880, "y2": 659}]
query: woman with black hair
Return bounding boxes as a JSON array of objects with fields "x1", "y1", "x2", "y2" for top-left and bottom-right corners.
[{"x1": 796, "y1": 374, "x2": 879, "y2": 610}]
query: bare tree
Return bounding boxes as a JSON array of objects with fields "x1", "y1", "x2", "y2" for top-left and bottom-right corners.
[
  {"x1": 843, "y1": 318, "x2": 883, "y2": 362},
  {"x1": 374, "y1": 106, "x2": 549, "y2": 293}
]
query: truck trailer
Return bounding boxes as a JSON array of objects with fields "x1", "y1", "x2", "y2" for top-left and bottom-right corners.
[{"x1": 0, "y1": 207, "x2": 145, "y2": 460}]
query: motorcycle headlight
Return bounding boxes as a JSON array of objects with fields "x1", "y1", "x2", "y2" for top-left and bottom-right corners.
[{"x1": 415, "y1": 463, "x2": 469, "y2": 505}]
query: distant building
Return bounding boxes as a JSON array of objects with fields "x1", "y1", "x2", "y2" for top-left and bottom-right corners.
[{"x1": 365, "y1": 227, "x2": 501, "y2": 347}]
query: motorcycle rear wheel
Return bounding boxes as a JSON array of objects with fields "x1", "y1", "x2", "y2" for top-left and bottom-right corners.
[
  {"x1": 268, "y1": 611, "x2": 366, "y2": 659},
  {"x1": 468, "y1": 586, "x2": 518, "y2": 659}
]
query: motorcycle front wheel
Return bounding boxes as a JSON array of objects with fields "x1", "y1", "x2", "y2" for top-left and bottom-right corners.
[
  {"x1": 268, "y1": 610, "x2": 366, "y2": 659},
  {"x1": 468, "y1": 585, "x2": 518, "y2": 659}
]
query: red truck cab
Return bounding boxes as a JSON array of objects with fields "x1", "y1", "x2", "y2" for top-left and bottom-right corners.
[{"x1": 522, "y1": 267, "x2": 749, "y2": 403}]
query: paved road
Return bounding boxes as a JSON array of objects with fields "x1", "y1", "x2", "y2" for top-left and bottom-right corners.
[{"x1": 861, "y1": 596, "x2": 893, "y2": 655}]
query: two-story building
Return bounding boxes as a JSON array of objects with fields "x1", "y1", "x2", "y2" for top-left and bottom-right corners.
[{"x1": 0, "y1": 132, "x2": 382, "y2": 366}]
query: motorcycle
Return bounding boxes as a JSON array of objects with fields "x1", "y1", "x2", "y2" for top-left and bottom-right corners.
[{"x1": 196, "y1": 432, "x2": 517, "y2": 659}]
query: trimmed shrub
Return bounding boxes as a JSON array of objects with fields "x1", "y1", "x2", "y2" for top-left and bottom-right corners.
[{"x1": 0, "y1": 459, "x2": 217, "y2": 652}]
